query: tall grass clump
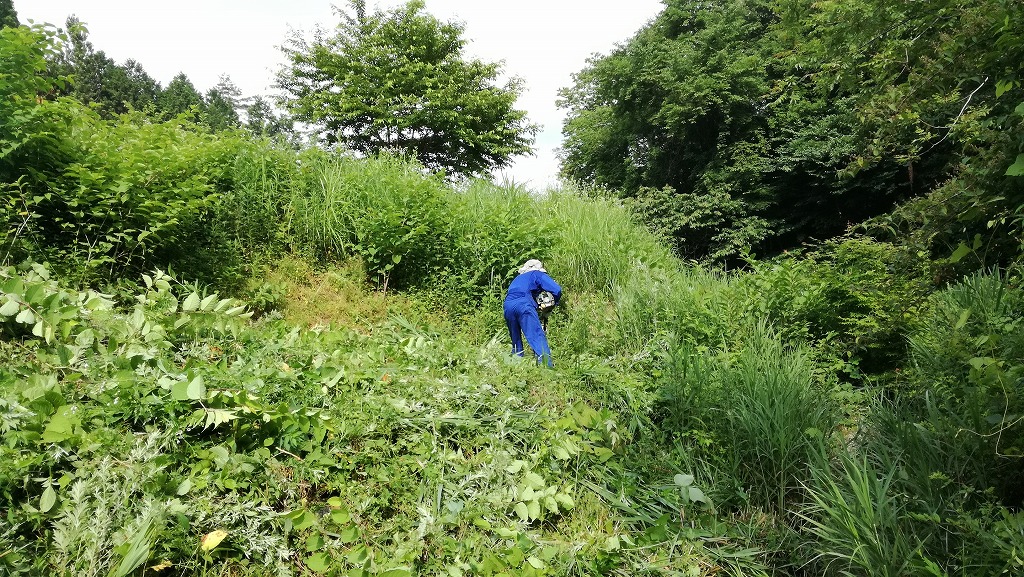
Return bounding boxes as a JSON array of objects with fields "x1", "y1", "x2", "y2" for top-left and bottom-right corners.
[
  {"x1": 803, "y1": 398, "x2": 1024, "y2": 577},
  {"x1": 445, "y1": 179, "x2": 555, "y2": 293},
  {"x1": 656, "y1": 321, "x2": 836, "y2": 513},
  {"x1": 541, "y1": 186, "x2": 676, "y2": 294},
  {"x1": 613, "y1": 264, "x2": 737, "y2": 354},
  {"x1": 218, "y1": 139, "x2": 300, "y2": 254},
  {"x1": 800, "y1": 452, "x2": 933, "y2": 577},
  {"x1": 291, "y1": 152, "x2": 452, "y2": 288}
]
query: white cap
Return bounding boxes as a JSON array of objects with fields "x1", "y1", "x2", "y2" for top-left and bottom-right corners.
[{"x1": 518, "y1": 259, "x2": 546, "y2": 274}]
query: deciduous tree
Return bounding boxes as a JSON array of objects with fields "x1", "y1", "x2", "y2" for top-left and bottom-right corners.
[
  {"x1": 0, "y1": 0, "x2": 18, "y2": 29},
  {"x1": 277, "y1": 0, "x2": 535, "y2": 177}
]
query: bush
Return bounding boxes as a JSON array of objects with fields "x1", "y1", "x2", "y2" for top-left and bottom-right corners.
[
  {"x1": 733, "y1": 236, "x2": 932, "y2": 375},
  {"x1": 902, "y1": 272, "x2": 1024, "y2": 503},
  {"x1": 445, "y1": 179, "x2": 555, "y2": 296},
  {"x1": 291, "y1": 152, "x2": 452, "y2": 289}
]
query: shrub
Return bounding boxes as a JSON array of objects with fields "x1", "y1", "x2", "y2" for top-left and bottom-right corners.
[
  {"x1": 733, "y1": 236, "x2": 932, "y2": 375},
  {"x1": 542, "y1": 186, "x2": 676, "y2": 295},
  {"x1": 901, "y1": 272, "x2": 1024, "y2": 502},
  {"x1": 445, "y1": 179, "x2": 555, "y2": 295},
  {"x1": 291, "y1": 152, "x2": 452, "y2": 289}
]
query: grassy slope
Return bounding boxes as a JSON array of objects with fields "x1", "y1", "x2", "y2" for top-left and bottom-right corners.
[{"x1": 0, "y1": 255, "x2": 763, "y2": 577}]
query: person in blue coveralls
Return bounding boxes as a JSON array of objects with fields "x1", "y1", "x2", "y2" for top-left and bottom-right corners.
[{"x1": 504, "y1": 259, "x2": 562, "y2": 366}]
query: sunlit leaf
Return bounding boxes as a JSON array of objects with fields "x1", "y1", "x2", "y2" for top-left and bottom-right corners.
[{"x1": 200, "y1": 529, "x2": 228, "y2": 552}]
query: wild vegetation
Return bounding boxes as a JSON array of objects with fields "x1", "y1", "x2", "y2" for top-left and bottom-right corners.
[{"x1": 2, "y1": 2, "x2": 1024, "y2": 576}]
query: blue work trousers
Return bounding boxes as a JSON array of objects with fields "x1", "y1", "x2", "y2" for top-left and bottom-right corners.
[{"x1": 504, "y1": 300, "x2": 552, "y2": 367}]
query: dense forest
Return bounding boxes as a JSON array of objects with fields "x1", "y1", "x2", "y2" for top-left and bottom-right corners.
[{"x1": 2, "y1": 1, "x2": 1023, "y2": 576}]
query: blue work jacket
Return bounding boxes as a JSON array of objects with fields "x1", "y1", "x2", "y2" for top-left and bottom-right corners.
[{"x1": 504, "y1": 270, "x2": 562, "y2": 310}]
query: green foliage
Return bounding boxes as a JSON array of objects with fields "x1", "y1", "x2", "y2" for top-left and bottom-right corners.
[
  {"x1": 800, "y1": 452, "x2": 936, "y2": 577},
  {"x1": 0, "y1": 0, "x2": 18, "y2": 29},
  {"x1": 291, "y1": 152, "x2": 452, "y2": 288},
  {"x1": 902, "y1": 273, "x2": 1024, "y2": 499},
  {"x1": 656, "y1": 322, "x2": 836, "y2": 513},
  {"x1": 16, "y1": 110, "x2": 246, "y2": 282},
  {"x1": 244, "y1": 95, "x2": 294, "y2": 140},
  {"x1": 158, "y1": 72, "x2": 204, "y2": 123},
  {"x1": 541, "y1": 186, "x2": 675, "y2": 294},
  {"x1": 446, "y1": 179, "x2": 555, "y2": 293},
  {"x1": 561, "y1": 0, "x2": 1024, "y2": 264},
  {"x1": 2, "y1": 262, "x2": 738, "y2": 577},
  {"x1": 0, "y1": 23, "x2": 75, "y2": 185},
  {"x1": 277, "y1": 0, "x2": 535, "y2": 177},
  {"x1": 734, "y1": 236, "x2": 933, "y2": 374}
]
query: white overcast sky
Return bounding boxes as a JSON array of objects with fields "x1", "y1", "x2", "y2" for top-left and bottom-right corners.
[{"x1": 17, "y1": 1, "x2": 664, "y2": 189}]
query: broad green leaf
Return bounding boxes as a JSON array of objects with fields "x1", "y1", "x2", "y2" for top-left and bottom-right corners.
[
  {"x1": 40, "y1": 486, "x2": 57, "y2": 513},
  {"x1": 949, "y1": 243, "x2": 972, "y2": 263},
  {"x1": 176, "y1": 479, "x2": 193, "y2": 495},
  {"x1": 41, "y1": 408, "x2": 77, "y2": 443},
  {"x1": 513, "y1": 502, "x2": 529, "y2": 521},
  {"x1": 15, "y1": 308, "x2": 34, "y2": 324},
  {"x1": 339, "y1": 524, "x2": 360, "y2": 543},
  {"x1": 526, "y1": 499, "x2": 541, "y2": 520},
  {"x1": 290, "y1": 509, "x2": 317, "y2": 531},
  {"x1": 305, "y1": 552, "x2": 330, "y2": 573},
  {"x1": 543, "y1": 496, "x2": 559, "y2": 514},
  {"x1": 346, "y1": 544, "x2": 370, "y2": 565},
  {"x1": 203, "y1": 408, "x2": 237, "y2": 429},
  {"x1": 306, "y1": 532, "x2": 325, "y2": 552},
  {"x1": 199, "y1": 293, "x2": 218, "y2": 311},
  {"x1": 170, "y1": 381, "x2": 189, "y2": 401},
  {"x1": 674, "y1": 473, "x2": 694, "y2": 487},
  {"x1": 378, "y1": 569, "x2": 412, "y2": 577},
  {"x1": 551, "y1": 446, "x2": 570, "y2": 460},
  {"x1": 182, "y1": 292, "x2": 201, "y2": 312},
  {"x1": 553, "y1": 493, "x2": 575, "y2": 510},
  {"x1": 688, "y1": 486, "x2": 707, "y2": 503},
  {"x1": 1006, "y1": 154, "x2": 1024, "y2": 177},
  {"x1": 524, "y1": 472, "x2": 545, "y2": 490},
  {"x1": 330, "y1": 508, "x2": 352, "y2": 525},
  {"x1": 0, "y1": 297, "x2": 19, "y2": 316},
  {"x1": 186, "y1": 376, "x2": 206, "y2": 400},
  {"x1": 526, "y1": 557, "x2": 545, "y2": 569},
  {"x1": 969, "y1": 357, "x2": 995, "y2": 370}
]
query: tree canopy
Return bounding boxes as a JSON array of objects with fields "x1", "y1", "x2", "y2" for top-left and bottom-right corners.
[
  {"x1": 560, "y1": 0, "x2": 1024, "y2": 262},
  {"x1": 276, "y1": 0, "x2": 535, "y2": 177},
  {"x1": 0, "y1": 0, "x2": 18, "y2": 29}
]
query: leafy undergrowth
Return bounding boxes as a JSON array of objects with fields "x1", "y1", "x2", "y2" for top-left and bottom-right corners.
[{"x1": 0, "y1": 263, "x2": 766, "y2": 577}]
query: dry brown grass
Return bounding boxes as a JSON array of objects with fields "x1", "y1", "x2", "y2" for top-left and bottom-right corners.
[{"x1": 261, "y1": 256, "x2": 442, "y2": 332}]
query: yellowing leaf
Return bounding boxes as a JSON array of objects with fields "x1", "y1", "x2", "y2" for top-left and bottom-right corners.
[
  {"x1": 200, "y1": 529, "x2": 228, "y2": 552},
  {"x1": 149, "y1": 560, "x2": 173, "y2": 571}
]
